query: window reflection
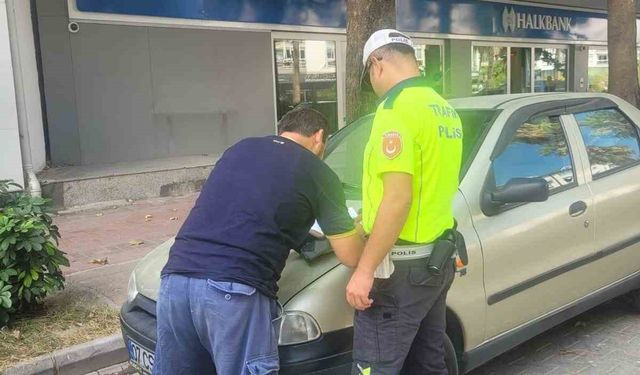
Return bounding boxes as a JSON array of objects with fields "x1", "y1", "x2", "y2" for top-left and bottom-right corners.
[
  {"x1": 472, "y1": 46, "x2": 507, "y2": 96},
  {"x1": 493, "y1": 116, "x2": 574, "y2": 192},
  {"x1": 511, "y1": 47, "x2": 532, "y2": 93},
  {"x1": 274, "y1": 40, "x2": 338, "y2": 134},
  {"x1": 588, "y1": 47, "x2": 609, "y2": 92},
  {"x1": 576, "y1": 109, "x2": 640, "y2": 176},
  {"x1": 415, "y1": 44, "x2": 443, "y2": 94},
  {"x1": 588, "y1": 48, "x2": 640, "y2": 93},
  {"x1": 324, "y1": 117, "x2": 372, "y2": 189},
  {"x1": 534, "y1": 48, "x2": 567, "y2": 92}
]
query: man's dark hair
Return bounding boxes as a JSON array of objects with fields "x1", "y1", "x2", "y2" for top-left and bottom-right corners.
[{"x1": 277, "y1": 107, "x2": 330, "y2": 142}]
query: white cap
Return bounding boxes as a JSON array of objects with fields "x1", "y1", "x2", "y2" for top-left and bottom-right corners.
[
  {"x1": 360, "y1": 29, "x2": 414, "y2": 90},
  {"x1": 362, "y1": 29, "x2": 413, "y2": 67}
]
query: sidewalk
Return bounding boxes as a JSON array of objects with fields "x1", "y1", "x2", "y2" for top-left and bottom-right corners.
[
  {"x1": 54, "y1": 194, "x2": 197, "y2": 306},
  {"x1": 58, "y1": 194, "x2": 196, "y2": 275}
]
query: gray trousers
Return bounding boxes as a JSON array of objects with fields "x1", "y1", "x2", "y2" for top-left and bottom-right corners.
[{"x1": 352, "y1": 258, "x2": 455, "y2": 375}]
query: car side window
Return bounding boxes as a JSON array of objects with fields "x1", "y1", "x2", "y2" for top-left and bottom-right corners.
[
  {"x1": 493, "y1": 115, "x2": 575, "y2": 193},
  {"x1": 324, "y1": 116, "x2": 372, "y2": 190},
  {"x1": 574, "y1": 109, "x2": 640, "y2": 178}
]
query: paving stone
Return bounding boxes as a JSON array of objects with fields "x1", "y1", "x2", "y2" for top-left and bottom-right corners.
[
  {"x1": 55, "y1": 194, "x2": 196, "y2": 275},
  {"x1": 471, "y1": 300, "x2": 640, "y2": 374}
]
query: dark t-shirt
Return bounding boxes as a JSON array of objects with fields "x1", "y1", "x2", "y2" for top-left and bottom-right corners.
[{"x1": 162, "y1": 136, "x2": 355, "y2": 298}]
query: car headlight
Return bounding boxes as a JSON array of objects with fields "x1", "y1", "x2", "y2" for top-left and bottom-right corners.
[
  {"x1": 278, "y1": 311, "x2": 321, "y2": 346},
  {"x1": 127, "y1": 272, "x2": 138, "y2": 303}
]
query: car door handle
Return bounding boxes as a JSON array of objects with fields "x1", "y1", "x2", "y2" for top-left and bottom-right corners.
[{"x1": 569, "y1": 201, "x2": 587, "y2": 217}]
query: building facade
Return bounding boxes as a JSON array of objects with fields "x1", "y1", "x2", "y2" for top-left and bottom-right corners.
[{"x1": 2, "y1": 0, "x2": 640, "y2": 187}]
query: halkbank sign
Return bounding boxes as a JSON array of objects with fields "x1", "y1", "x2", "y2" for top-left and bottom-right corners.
[
  {"x1": 397, "y1": 0, "x2": 612, "y2": 41},
  {"x1": 75, "y1": 0, "x2": 637, "y2": 42},
  {"x1": 501, "y1": 7, "x2": 573, "y2": 33}
]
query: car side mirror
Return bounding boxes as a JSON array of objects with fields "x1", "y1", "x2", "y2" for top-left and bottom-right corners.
[{"x1": 491, "y1": 177, "x2": 550, "y2": 204}]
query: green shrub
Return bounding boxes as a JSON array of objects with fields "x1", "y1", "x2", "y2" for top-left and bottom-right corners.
[{"x1": 0, "y1": 180, "x2": 69, "y2": 327}]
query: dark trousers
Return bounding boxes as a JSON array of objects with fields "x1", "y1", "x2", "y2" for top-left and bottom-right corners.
[{"x1": 352, "y1": 258, "x2": 455, "y2": 375}]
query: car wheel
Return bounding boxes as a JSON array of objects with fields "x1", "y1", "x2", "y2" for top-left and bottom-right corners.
[{"x1": 445, "y1": 334, "x2": 459, "y2": 375}]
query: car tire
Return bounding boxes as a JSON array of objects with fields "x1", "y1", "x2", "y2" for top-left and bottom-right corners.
[{"x1": 445, "y1": 334, "x2": 459, "y2": 375}]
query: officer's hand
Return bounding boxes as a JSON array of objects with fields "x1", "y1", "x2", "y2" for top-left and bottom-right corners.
[{"x1": 346, "y1": 268, "x2": 374, "y2": 310}]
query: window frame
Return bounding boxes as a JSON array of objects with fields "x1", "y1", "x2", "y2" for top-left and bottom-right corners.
[{"x1": 572, "y1": 107, "x2": 640, "y2": 181}]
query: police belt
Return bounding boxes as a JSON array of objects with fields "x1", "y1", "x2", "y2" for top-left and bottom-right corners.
[{"x1": 389, "y1": 243, "x2": 434, "y2": 261}]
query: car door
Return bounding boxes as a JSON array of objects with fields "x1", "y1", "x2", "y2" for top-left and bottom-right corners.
[
  {"x1": 464, "y1": 105, "x2": 597, "y2": 339},
  {"x1": 567, "y1": 102, "x2": 640, "y2": 289}
]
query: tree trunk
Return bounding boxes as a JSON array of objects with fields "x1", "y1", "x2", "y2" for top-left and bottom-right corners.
[
  {"x1": 346, "y1": 0, "x2": 395, "y2": 123},
  {"x1": 608, "y1": 0, "x2": 640, "y2": 107},
  {"x1": 292, "y1": 40, "x2": 302, "y2": 106}
]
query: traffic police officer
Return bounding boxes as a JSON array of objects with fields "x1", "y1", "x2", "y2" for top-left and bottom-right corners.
[{"x1": 346, "y1": 30, "x2": 463, "y2": 374}]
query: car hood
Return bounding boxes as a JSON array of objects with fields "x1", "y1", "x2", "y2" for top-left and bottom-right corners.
[{"x1": 134, "y1": 238, "x2": 341, "y2": 304}]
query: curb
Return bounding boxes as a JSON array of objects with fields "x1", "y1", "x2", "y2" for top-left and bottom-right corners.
[
  {"x1": 3, "y1": 334, "x2": 128, "y2": 375},
  {"x1": 56, "y1": 200, "x2": 132, "y2": 215}
]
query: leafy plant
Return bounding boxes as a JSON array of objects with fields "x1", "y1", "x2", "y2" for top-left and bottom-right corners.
[{"x1": 0, "y1": 180, "x2": 68, "y2": 327}]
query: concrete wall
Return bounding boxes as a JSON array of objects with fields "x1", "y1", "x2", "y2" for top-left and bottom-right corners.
[
  {"x1": 37, "y1": 0, "x2": 275, "y2": 166},
  {"x1": 0, "y1": 0, "x2": 24, "y2": 185},
  {"x1": 570, "y1": 45, "x2": 589, "y2": 92},
  {"x1": 36, "y1": 0, "x2": 81, "y2": 166},
  {"x1": 445, "y1": 39, "x2": 473, "y2": 98}
]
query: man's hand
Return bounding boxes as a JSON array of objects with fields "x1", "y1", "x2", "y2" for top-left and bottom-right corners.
[{"x1": 346, "y1": 268, "x2": 374, "y2": 310}]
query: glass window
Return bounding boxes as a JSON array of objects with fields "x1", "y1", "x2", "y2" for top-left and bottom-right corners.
[
  {"x1": 588, "y1": 47, "x2": 609, "y2": 92},
  {"x1": 458, "y1": 109, "x2": 497, "y2": 166},
  {"x1": 493, "y1": 116, "x2": 574, "y2": 192},
  {"x1": 326, "y1": 43, "x2": 336, "y2": 67},
  {"x1": 415, "y1": 44, "x2": 443, "y2": 94},
  {"x1": 575, "y1": 109, "x2": 640, "y2": 177},
  {"x1": 510, "y1": 47, "x2": 532, "y2": 93},
  {"x1": 534, "y1": 48, "x2": 567, "y2": 92},
  {"x1": 472, "y1": 46, "x2": 507, "y2": 96},
  {"x1": 324, "y1": 116, "x2": 373, "y2": 193},
  {"x1": 274, "y1": 39, "x2": 338, "y2": 134},
  {"x1": 588, "y1": 48, "x2": 640, "y2": 93}
]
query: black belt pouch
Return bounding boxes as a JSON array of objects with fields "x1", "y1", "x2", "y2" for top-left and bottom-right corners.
[{"x1": 427, "y1": 229, "x2": 458, "y2": 275}]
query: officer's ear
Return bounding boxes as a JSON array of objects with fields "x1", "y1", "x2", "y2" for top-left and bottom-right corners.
[{"x1": 370, "y1": 57, "x2": 383, "y2": 81}]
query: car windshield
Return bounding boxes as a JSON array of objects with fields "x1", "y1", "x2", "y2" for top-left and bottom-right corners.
[{"x1": 324, "y1": 109, "x2": 496, "y2": 198}]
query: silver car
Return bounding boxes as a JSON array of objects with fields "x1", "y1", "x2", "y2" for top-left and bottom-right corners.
[{"x1": 120, "y1": 93, "x2": 640, "y2": 374}]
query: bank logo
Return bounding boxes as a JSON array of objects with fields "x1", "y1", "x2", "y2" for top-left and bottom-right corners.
[
  {"x1": 501, "y1": 6, "x2": 572, "y2": 33},
  {"x1": 502, "y1": 7, "x2": 517, "y2": 33}
]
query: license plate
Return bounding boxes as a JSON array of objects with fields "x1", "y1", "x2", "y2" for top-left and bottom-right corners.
[{"x1": 128, "y1": 338, "x2": 154, "y2": 374}]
